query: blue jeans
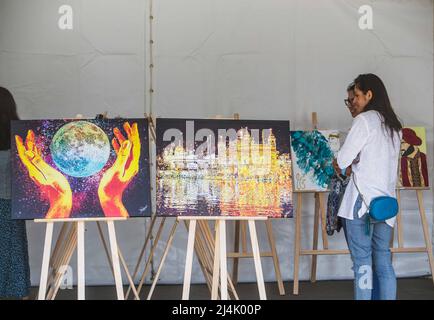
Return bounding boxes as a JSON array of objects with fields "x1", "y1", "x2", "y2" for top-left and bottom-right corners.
[{"x1": 342, "y1": 195, "x2": 396, "y2": 300}]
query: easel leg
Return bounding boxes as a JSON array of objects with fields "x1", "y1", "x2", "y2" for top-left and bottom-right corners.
[
  {"x1": 182, "y1": 219, "x2": 197, "y2": 300},
  {"x1": 200, "y1": 221, "x2": 239, "y2": 300},
  {"x1": 390, "y1": 225, "x2": 395, "y2": 262},
  {"x1": 416, "y1": 190, "x2": 434, "y2": 285},
  {"x1": 126, "y1": 214, "x2": 157, "y2": 299},
  {"x1": 190, "y1": 220, "x2": 214, "y2": 293},
  {"x1": 211, "y1": 221, "x2": 221, "y2": 300},
  {"x1": 227, "y1": 267, "x2": 239, "y2": 300},
  {"x1": 96, "y1": 222, "x2": 115, "y2": 276},
  {"x1": 48, "y1": 222, "x2": 69, "y2": 278},
  {"x1": 396, "y1": 190, "x2": 404, "y2": 248},
  {"x1": 118, "y1": 249, "x2": 140, "y2": 300},
  {"x1": 136, "y1": 217, "x2": 166, "y2": 296},
  {"x1": 232, "y1": 221, "x2": 247, "y2": 287},
  {"x1": 391, "y1": 190, "x2": 402, "y2": 262},
  {"x1": 195, "y1": 221, "x2": 216, "y2": 296},
  {"x1": 219, "y1": 220, "x2": 228, "y2": 300},
  {"x1": 47, "y1": 223, "x2": 77, "y2": 300},
  {"x1": 248, "y1": 220, "x2": 266, "y2": 300},
  {"x1": 77, "y1": 221, "x2": 85, "y2": 300},
  {"x1": 38, "y1": 222, "x2": 54, "y2": 300},
  {"x1": 147, "y1": 220, "x2": 179, "y2": 300},
  {"x1": 265, "y1": 219, "x2": 285, "y2": 295},
  {"x1": 232, "y1": 221, "x2": 240, "y2": 285},
  {"x1": 241, "y1": 221, "x2": 248, "y2": 255},
  {"x1": 107, "y1": 221, "x2": 125, "y2": 300},
  {"x1": 96, "y1": 221, "x2": 139, "y2": 300},
  {"x1": 310, "y1": 193, "x2": 328, "y2": 284},
  {"x1": 293, "y1": 193, "x2": 302, "y2": 295},
  {"x1": 311, "y1": 193, "x2": 320, "y2": 283},
  {"x1": 319, "y1": 193, "x2": 328, "y2": 249}
]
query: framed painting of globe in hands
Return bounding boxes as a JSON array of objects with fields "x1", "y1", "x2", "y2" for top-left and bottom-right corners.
[{"x1": 11, "y1": 118, "x2": 152, "y2": 219}]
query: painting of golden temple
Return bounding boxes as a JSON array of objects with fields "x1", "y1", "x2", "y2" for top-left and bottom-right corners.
[{"x1": 156, "y1": 119, "x2": 293, "y2": 217}]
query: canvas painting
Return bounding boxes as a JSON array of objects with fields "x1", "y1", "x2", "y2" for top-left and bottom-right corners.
[
  {"x1": 156, "y1": 119, "x2": 293, "y2": 217},
  {"x1": 290, "y1": 130, "x2": 341, "y2": 191},
  {"x1": 399, "y1": 127, "x2": 429, "y2": 188},
  {"x1": 11, "y1": 118, "x2": 152, "y2": 219}
]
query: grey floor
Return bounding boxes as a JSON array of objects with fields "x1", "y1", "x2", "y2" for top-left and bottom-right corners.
[{"x1": 29, "y1": 277, "x2": 434, "y2": 300}]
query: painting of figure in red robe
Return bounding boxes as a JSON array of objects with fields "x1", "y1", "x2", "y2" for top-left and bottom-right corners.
[
  {"x1": 399, "y1": 127, "x2": 429, "y2": 188},
  {"x1": 11, "y1": 118, "x2": 152, "y2": 219}
]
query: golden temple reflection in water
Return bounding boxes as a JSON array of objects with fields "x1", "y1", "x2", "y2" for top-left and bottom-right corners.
[{"x1": 157, "y1": 127, "x2": 293, "y2": 217}]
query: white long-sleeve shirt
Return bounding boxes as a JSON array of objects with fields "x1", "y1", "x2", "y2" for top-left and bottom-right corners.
[{"x1": 337, "y1": 110, "x2": 401, "y2": 227}]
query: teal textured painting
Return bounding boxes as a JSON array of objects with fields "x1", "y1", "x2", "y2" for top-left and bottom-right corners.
[{"x1": 290, "y1": 130, "x2": 340, "y2": 191}]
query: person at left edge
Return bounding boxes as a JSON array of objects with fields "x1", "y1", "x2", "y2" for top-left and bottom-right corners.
[{"x1": 0, "y1": 87, "x2": 31, "y2": 299}]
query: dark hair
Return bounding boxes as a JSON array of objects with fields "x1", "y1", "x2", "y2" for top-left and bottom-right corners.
[
  {"x1": 347, "y1": 82, "x2": 355, "y2": 92},
  {"x1": 0, "y1": 87, "x2": 19, "y2": 150},
  {"x1": 353, "y1": 74, "x2": 402, "y2": 139}
]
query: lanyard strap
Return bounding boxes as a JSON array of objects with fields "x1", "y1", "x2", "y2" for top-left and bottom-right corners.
[
  {"x1": 351, "y1": 173, "x2": 370, "y2": 211},
  {"x1": 352, "y1": 173, "x2": 372, "y2": 235}
]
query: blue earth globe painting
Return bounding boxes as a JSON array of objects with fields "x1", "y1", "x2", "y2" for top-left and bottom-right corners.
[{"x1": 50, "y1": 121, "x2": 111, "y2": 178}]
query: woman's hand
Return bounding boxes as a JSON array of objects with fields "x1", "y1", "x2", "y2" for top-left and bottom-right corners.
[
  {"x1": 15, "y1": 130, "x2": 72, "y2": 219},
  {"x1": 98, "y1": 122, "x2": 141, "y2": 217},
  {"x1": 333, "y1": 158, "x2": 352, "y2": 177},
  {"x1": 332, "y1": 158, "x2": 340, "y2": 174}
]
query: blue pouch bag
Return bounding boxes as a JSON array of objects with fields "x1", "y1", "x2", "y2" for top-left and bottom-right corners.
[
  {"x1": 352, "y1": 174, "x2": 399, "y2": 234},
  {"x1": 369, "y1": 196, "x2": 399, "y2": 221}
]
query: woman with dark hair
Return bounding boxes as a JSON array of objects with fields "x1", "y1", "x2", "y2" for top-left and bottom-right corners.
[
  {"x1": 345, "y1": 82, "x2": 358, "y2": 118},
  {"x1": 334, "y1": 74, "x2": 402, "y2": 300},
  {"x1": 0, "y1": 87, "x2": 31, "y2": 299}
]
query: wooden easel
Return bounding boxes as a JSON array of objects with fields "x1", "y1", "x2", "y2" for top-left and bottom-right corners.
[
  {"x1": 292, "y1": 191, "x2": 338, "y2": 295},
  {"x1": 393, "y1": 187, "x2": 434, "y2": 284},
  {"x1": 187, "y1": 217, "x2": 267, "y2": 300},
  {"x1": 292, "y1": 112, "x2": 349, "y2": 295},
  {"x1": 146, "y1": 217, "x2": 267, "y2": 300},
  {"x1": 142, "y1": 217, "x2": 240, "y2": 300},
  {"x1": 37, "y1": 218, "x2": 130, "y2": 300},
  {"x1": 294, "y1": 188, "x2": 434, "y2": 295},
  {"x1": 35, "y1": 114, "x2": 140, "y2": 300}
]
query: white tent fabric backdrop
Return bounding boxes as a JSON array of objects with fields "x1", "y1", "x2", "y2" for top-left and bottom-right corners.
[{"x1": 0, "y1": 0, "x2": 433, "y2": 287}]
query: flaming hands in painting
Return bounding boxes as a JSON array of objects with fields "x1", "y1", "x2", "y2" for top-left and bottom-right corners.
[
  {"x1": 15, "y1": 130, "x2": 73, "y2": 219},
  {"x1": 98, "y1": 122, "x2": 141, "y2": 218}
]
